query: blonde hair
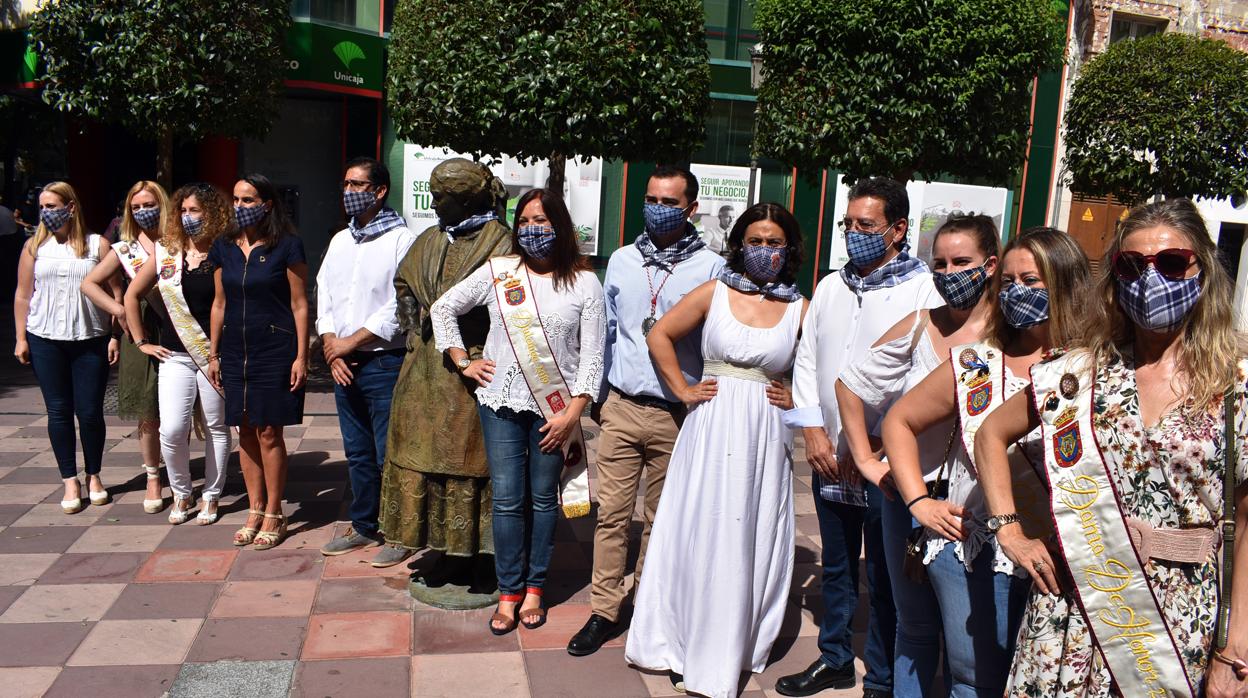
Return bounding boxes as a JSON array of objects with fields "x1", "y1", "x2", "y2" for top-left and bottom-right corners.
[
  {"x1": 28, "y1": 181, "x2": 92, "y2": 259},
  {"x1": 119, "y1": 180, "x2": 169, "y2": 243},
  {"x1": 164, "y1": 182, "x2": 234, "y2": 255},
  {"x1": 983, "y1": 227, "x2": 1095, "y2": 350},
  {"x1": 1086, "y1": 198, "x2": 1244, "y2": 412}
]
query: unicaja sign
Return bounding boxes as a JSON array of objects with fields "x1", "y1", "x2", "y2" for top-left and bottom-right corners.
[{"x1": 333, "y1": 41, "x2": 366, "y2": 85}]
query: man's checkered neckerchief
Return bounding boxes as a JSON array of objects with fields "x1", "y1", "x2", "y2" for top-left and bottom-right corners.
[
  {"x1": 717, "y1": 268, "x2": 801, "y2": 302},
  {"x1": 635, "y1": 224, "x2": 706, "y2": 272},
  {"x1": 839, "y1": 245, "x2": 928, "y2": 296},
  {"x1": 349, "y1": 207, "x2": 406, "y2": 244},
  {"x1": 441, "y1": 211, "x2": 499, "y2": 243}
]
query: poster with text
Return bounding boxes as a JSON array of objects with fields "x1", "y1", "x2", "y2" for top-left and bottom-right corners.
[
  {"x1": 500, "y1": 156, "x2": 602, "y2": 257},
  {"x1": 400, "y1": 145, "x2": 501, "y2": 233},
  {"x1": 689, "y1": 164, "x2": 761, "y2": 256}
]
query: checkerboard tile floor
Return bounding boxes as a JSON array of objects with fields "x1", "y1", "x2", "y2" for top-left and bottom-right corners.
[{"x1": 0, "y1": 394, "x2": 870, "y2": 698}]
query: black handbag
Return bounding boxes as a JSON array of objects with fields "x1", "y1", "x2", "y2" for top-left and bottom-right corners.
[{"x1": 902, "y1": 425, "x2": 957, "y2": 584}]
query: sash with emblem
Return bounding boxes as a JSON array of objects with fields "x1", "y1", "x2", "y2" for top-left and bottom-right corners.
[
  {"x1": 112, "y1": 239, "x2": 150, "y2": 280},
  {"x1": 950, "y1": 341, "x2": 1053, "y2": 540},
  {"x1": 488, "y1": 256, "x2": 592, "y2": 518},
  {"x1": 154, "y1": 243, "x2": 222, "y2": 396},
  {"x1": 1030, "y1": 352, "x2": 1194, "y2": 697}
]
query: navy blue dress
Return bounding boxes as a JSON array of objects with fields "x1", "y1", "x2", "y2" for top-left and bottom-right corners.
[{"x1": 209, "y1": 235, "x2": 306, "y2": 427}]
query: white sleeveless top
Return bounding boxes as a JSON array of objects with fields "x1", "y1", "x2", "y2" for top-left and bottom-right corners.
[
  {"x1": 27, "y1": 234, "x2": 111, "y2": 341},
  {"x1": 701, "y1": 280, "x2": 803, "y2": 376}
]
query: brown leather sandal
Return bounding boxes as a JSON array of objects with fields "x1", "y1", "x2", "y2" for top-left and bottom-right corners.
[
  {"x1": 519, "y1": 586, "x2": 546, "y2": 630},
  {"x1": 490, "y1": 593, "x2": 522, "y2": 636}
]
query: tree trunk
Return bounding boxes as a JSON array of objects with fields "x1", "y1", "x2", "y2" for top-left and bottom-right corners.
[
  {"x1": 155, "y1": 127, "x2": 174, "y2": 191},
  {"x1": 545, "y1": 152, "x2": 567, "y2": 196}
]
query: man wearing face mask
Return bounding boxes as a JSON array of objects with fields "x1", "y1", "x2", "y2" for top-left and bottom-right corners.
[
  {"x1": 777, "y1": 177, "x2": 940, "y2": 698},
  {"x1": 317, "y1": 157, "x2": 417, "y2": 559},
  {"x1": 567, "y1": 165, "x2": 725, "y2": 657}
]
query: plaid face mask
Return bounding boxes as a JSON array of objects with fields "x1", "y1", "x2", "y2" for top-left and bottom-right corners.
[
  {"x1": 845, "y1": 229, "x2": 889, "y2": 268},
  {"x1": 181, "y1": 214, "x2": 205, "y2": 237},
  {"x1": 998, "y1": 283, "x2": 1049, "y2": 329},
  {"x1": 343, "y1": 189, "x2": 376, "y2": 218},
  {"x1": 932, "y1": 265, "x2": 989, "y2": 310},
  {"x1": 643, "y1": 202, "x2": 689, "y2": 238},
  {"x1": 40, "y1": 207, "x2": 72, "y2": 231},
  {"x1": 234, "y1": 204, "x2": 267, "y2": 229},
  {"x1": 132, "y1": 207, "x2": 161, "y2": 231},
  {"x1": 517, "y1": 224, "x2": 556, "y2": 260},
  {"x1": 743, "y1": 244, "x2": 785, "y2": 282},
  {"x1": 1117, "y1": 266, "x2": 1202, "y2": 332}
]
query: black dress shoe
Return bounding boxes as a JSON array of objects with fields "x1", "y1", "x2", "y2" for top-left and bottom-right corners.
[
  {"x1": 566, "y1": 614, "x2": 620, "y2": 657},
  {"x1": 775, "y1": 659, "x2": 855, "y2": 696},
  {"x1": 862, "y1": 689, "x2": 892, "y2": 698}
]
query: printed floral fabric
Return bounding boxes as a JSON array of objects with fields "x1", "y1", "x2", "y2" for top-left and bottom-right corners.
[{"x1": 1007, "y1": 352, "x2": 1248, "y2": 697}]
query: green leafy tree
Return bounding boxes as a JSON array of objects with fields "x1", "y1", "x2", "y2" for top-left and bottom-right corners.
[
  {"x1": 1064, "y1": 33, "x2": 1248, "y2": 205},
  {"x1": 754, "y1": 0, "x2": 1065, "y2": 183},
  {"x1": 30, "y1": 0, "x2": 291, "y2": 188},
  {"x1": 387, "y1": 0, "x2": 709, "y2": 191}
]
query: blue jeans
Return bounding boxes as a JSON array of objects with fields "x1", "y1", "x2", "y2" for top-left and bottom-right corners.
[
  {"x1": 27, "y1": 333, "x2": 110, "y2": 479},
  {"x1": 881, "y1": 492, "x2": 943, "y2": 696},
  {"x1": 927, "y1": 542, "x2": 1030, "y2": 697},
  {"x1": 478, "y1": 405, "x2": 564, "y2": 594},
  {"x1": 334, "y1": 351, "x2": 402, "y2": 538},
  {"x1": 814, "y1": 480, "x2": 895, "y2": 691}
]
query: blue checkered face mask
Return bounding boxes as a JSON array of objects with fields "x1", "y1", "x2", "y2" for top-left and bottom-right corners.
[
  {"x1": 1117, "y1": 266, "x2": 1202, "y2": 332},
  {"x1": 234, "y1": 204, "x2": 267, "y2": 229},
  {"x1": 643, "y1": 203, "x2": 690, "y2": 238},
  {"x1": 181, "y1": 214, "x2": 205, "y2": 238},
  {"x1": 132, "y1": 206, "x2": 161, "y2": 231},
  {"x1": 517, "y1": 224, "x2": 557, "y2": 260},
  {"x1": 743, "y1": 244, "x2": 786, "y2": 282},
  {"x1": 40, "y1": 207, "x2": 72, "y2": 231},
  {"x1": 998, "y1": 283, "x2": 1050, "y2": 329},
  {"x1": 844, "y1": 225, "x2": 895, "y2": 268},
  {"x1": 343, "y1": 189, "x2": 376, "y2": 218},
  {"x1": 933, "y1": 265, "x2": 989, "y2": 310}
]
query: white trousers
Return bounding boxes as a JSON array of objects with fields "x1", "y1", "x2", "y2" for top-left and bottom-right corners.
[{"x1": 158, "y1": 352, "x2": 231, "y2": 501}]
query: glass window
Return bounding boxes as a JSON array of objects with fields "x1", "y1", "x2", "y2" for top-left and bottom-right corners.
[
  {"x1": 704, "y1": 0, "x2": 754, "y2": 61},
  {"x1": 691, "y1": 98, "x2": 756, "y2": 166},
  {"x1": 1109, "y1": 14, "x2": 1166, "y2": 44}
]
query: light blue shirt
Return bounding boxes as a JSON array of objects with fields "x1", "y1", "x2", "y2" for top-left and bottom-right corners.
[{"x1": 601, "y1": 243, "x2": 725, "y2": 402}]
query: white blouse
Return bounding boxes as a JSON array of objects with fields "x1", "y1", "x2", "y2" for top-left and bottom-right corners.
[
  {"x1": 27, "y1": 234, "x2": 111, "y2": 341},
  {"x1": 431, "y1": 260, "x2": 607, "y2": 417}
]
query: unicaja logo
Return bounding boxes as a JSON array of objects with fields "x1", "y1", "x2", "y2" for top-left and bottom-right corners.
[{"x1": 332, "y1": 41, "x2": 366, "y2": 86}]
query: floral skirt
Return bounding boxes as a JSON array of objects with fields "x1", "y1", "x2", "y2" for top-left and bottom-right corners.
[{"x1": 378, "y1": 464, "x2": 493, "y2": 557}]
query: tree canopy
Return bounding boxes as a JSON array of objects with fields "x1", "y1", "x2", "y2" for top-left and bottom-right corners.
[
  {"x1": 1064, "y1": 32, "x2": 1248, "y2": 205},
  {"x1": 753, "y1": 0, "x2": 1066, "y2": 183},
  {"x1": 387, "y1": 0, "x2": 710, "y2": 188},
  {"x1": 31, "y1": 0, "x2": 291, "y2": 186}
]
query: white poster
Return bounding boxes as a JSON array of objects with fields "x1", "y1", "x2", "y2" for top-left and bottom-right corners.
[
  {"x1": 828, "y1": 177, "x2": 1010, "y2": 268},
  {"x1": 400, "y1": 145, "x2": 501, "y2": 233},
  {"x1": 689, "y1": 163, "x2": 762, "y2": 256}
]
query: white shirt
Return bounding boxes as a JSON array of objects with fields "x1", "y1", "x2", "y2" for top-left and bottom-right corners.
[
  {"x1": 431, "y1": 261, "x2": 606, "y2": 416},
  {"x1": 315, "y1": 225, "x2": 417, "y2": 351},
  {"x1": 27, "y1": 234, "x2": 111, "y2": 341}
]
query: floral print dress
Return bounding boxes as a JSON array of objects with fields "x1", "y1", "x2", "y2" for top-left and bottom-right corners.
[{"x1": 1007, "y1": 353, "x2": 1248, "y2": 697}]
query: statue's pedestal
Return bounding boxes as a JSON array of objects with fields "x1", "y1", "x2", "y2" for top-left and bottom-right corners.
[
  {"x1": 408, "y1": 553, "x2": 499, "y2": 610},
  {"x1": 409, "y1": 579, "x2": 500, "y2": 610}
]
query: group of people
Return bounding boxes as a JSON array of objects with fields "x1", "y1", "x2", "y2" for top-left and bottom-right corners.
[{"x1": 12, "y1": 159, "x2": 1246, "y2": 698}]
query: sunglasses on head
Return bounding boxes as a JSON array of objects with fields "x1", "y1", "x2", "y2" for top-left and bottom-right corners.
[{"x1": 1111, "y1": 248, "x2": 1197, "y2": 281}]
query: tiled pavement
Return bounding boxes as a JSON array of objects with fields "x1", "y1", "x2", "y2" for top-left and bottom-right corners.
[{"x1": 0, "y1": 383, "x2": 872, "y2": 698}]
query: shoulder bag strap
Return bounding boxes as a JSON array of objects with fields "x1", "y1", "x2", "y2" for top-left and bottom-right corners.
[{"x1": 1217, "y1": 390, "x2": 1237, "y2": 650}]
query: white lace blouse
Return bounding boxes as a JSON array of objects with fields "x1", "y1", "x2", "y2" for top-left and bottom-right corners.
[{"x1": 430, "y1": 260, "x2": 607, "y2": 417}]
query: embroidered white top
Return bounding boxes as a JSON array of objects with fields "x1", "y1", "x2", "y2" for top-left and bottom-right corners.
[
  {"x1": 430, "y1": 262, "x2": 607, "y2": 416},
  {"x1": 26, "y1": 234, "x2": 111, "y2": 341},
  {"x1": 315, "y1": 224, "x2": 417, "y2": 351}
]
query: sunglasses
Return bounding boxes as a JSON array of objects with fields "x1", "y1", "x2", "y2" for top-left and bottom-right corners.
[{"x1": 1111, "y1": 248, "x2": 1197, "y2": 281}]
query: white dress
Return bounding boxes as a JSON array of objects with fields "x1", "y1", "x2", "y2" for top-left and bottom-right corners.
[{"x1": 625, "y1": 281, "x2": 802, "y2": 698}]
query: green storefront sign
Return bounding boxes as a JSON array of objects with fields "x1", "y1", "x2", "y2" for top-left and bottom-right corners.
[
  {"x1": 284, "y1": 21, "x2": 386, "y2": 97},
  {"x1": 0, "y1": 28, "x2": 37, "y2": 87}
]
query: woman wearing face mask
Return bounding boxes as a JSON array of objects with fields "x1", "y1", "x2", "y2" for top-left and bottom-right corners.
[
  {"x1": 206, "y1": 174, "x2": 308, "y2": 550},
  {"x1": 14, "y1": 181, "x2": 118, "y2": 513},
  {"x1": 124, "y1": 183, "x2": 234, "y2": 525},
  {"x1": 833, "y1": 214, "x2": 1000, "y2": 697},
  {"x1": 879, "y1": 227, "x2": 1092, "y2": 697},
  {"x1": 430, "y1": 188, "x2": 605, "y2": 635},
  {"x1": 976, "y1": 199, "x2": 1248, "y2": 697},
  {"x1": 81, "y1": 180, "x2": 168, "y2": 512},
  {"x1": 625, "y1": 202, "x2": 808, "y2": 698}
]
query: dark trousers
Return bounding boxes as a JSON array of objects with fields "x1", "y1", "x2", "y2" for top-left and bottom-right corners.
[
  {"x1": 27, "y1": 333, "x2": 110, "y2": 479},
  {"x1": 334, "y1": 351, "x2": 402, "y2": 538},
  {"x1": 814, "y1": 481, "x2": 896, "y2": 692}
]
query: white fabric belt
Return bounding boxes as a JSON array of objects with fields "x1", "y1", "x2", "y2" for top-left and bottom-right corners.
[
  {"x1": 1126, "y1": 517, "x2": 1220, "y2": 564},
  {"x1": 703, "y1": 360, "x2": 783, "y2": 385}
]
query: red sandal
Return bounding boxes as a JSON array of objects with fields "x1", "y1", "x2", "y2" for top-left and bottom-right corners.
[
  {"x1": 490, "y1": 593, "x2": 522, "y2": 636},
  {"x1": 519, "y1": 587, "x2": 547, "y2": 630}
]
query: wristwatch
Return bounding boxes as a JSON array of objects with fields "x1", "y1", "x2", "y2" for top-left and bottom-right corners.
[
  {"x1": 456, "y1": 357, "x2": 472, "y2": 372},
  {"x1": 985, "y1": 513, "x2": 1021, "y2": 532},
  {"x1": 135, "y1": 339, "x2": 151, "y2": 347}
]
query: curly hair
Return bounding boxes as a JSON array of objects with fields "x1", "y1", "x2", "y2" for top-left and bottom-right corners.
[{"x1": 165, "y1": 182, "x2": 235, "y2": 255}]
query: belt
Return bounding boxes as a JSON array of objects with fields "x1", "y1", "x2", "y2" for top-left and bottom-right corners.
[
  {"x1": 350, "y1": 348, "x2": 405, "y2": 361},
  {"x1": 1126, "y1": 517, "x2": 1220, "y2": 564},
  {"x1": 702, "y1": 360, "x2": 784, "y2": 384},
  {"x1": 609, "y1": 386, "x2": 682, "y2": 413}
]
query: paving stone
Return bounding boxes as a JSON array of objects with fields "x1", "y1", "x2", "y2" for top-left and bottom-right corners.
[
  {"x1": 410, "y1": 608, "x2": 521, "y2": 655},
  {"x1": 210, "y1": 580, "x2": 318, "y2": 618},
  {"x1": 0, "y1": 582, "x2": 126, "y2": 623},
  {"x1": 38, "y1": 552, "x2": 147, "y2": 584},
  {"x1": 0, "y1": 526, "x2": 87, "y2": 554},
  {"x1": 67, "y1": 618, "x2": 203, "y2": 666},
  {"x1": 229, "y1": 549, "x2": 324, "y2": 582},
  {"x1": 0, "y1": 666, "x2": 61, "y2": 697},
  {"x1": 65, "y1": 524, "x2": 169, "y2": 553},
  {"x1": 313, "y1": 577, "x2": 412, "y2": 614},
  {"x1": 104, "y1": 582, "x2": 221, "y2": 620},
  {"x1": 0, "y1": 467, "x2": 58, "y2": 484},
  {"x1": 135, "y1": 549, "x2": 237, "y2": 583},
  {"x1": 410, "y1": 651, "x2": 529, "y2": 697},
  {"x1": 291, "y1": 657, "x2": 410, "y2": 698},
  {"x1": 0, "y1": 504, "x2": 33, "y2": 526},
  {"x1": 302, "y1": 612, "x2": 411, "y2": 660},
  {"x1": 44, "y1": 664, "x2": 179, "y2": 698},
  {"x1": 169, "y1": 660, "x2": 296, "y2": 698},
  {"x1": 0, "y1": 622, "x2": 94, "y2": 666},
  {"x1": 524, "y1": 646, "x2": 647, "y2": 697},
  {"x1": 186, "y1": 617, "x2": 308, "y2": 662}
]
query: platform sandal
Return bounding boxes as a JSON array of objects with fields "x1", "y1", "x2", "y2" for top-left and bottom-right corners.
[
  {"x1": 490, "y1": 592, "x2": 523, "y2": 636},
  {"x1": 233, "y1": 508, "x2": 265, "y2": 546},
  {"x1": 253, "y1": 513, "x2": 287, "y2": 550},
  {"x1": 142, "y1": 464, "x2": 164, "y2": 513}
]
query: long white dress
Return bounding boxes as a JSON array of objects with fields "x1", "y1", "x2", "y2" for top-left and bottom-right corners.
[{"x1": 625, "y1": 281, "x2": 802, "y2": 698}]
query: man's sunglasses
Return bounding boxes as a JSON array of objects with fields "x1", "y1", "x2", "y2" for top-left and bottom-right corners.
[{"x1": 1111, "y1": 248, "x2": 1198, "y2": 281}]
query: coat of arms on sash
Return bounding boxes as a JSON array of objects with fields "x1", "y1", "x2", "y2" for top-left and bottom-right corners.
[
  {"x1": 1052, "y1": 405, "x2": 1081, "y2": 467},
  {"x1": 504, "y1": 278, "x2": 525, "y2": 306},
  {"x1": 159, "y1": 257, "x2": 177, "y2": 280},
  {"x1": 958, "y1": 348, "x2": 993, "y2": 416},
  {"x1": 546, "y1": 390, "x2": 566, "y2": 414}
]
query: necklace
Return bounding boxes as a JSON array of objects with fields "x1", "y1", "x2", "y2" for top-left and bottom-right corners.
[{"x1": 643, "y1": 266, "x2": 673, "y2": 336}]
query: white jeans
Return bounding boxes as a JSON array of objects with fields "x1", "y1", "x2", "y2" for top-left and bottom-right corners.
[{"x1": 158, "y1": 352, "x2": 231, "y2": 501}]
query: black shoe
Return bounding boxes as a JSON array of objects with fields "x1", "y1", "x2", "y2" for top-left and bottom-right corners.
[
  {"x1": 774, "y1": 659, "x2": 855, "y2": 696},
  {"x1": 862, "y1": 690, "x2": 892, "y2": 698},
  {"x1": 566, "y1": 614, "x2": 620, "y2": 657}
]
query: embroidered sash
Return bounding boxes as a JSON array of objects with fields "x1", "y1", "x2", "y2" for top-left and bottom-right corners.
[
  {"x1": 1031, "y1": 353, "x2": 1193, "y2": 697},
  {"x1": 112, "y1": 240, "x2": 149, "y2": 280},
  {"x1": 489, "y1": 256, "x2": 592, "y2": 518},
  {"x1": 154, "y1": 244, "x2": 222, "y2": 396},
  {"x1": 951, "y1": 341, "x2": 1053, "y2": 539}
]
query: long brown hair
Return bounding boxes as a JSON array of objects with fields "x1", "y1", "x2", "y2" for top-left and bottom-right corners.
[
  {"x1": 511, "y1": 188, "x2": 589, "y2": 291},
  {"x1": 983, "y1": 227, "x2": 1094, "y2": 350},
  {"x1": 165, "y1": 182, "x2": 234, "y2": 255},
  {"x1": 28, "y1": 181, "x2": 92, "y2": 259},
  {"x1": 119, "y1": 180, "x2": 169, "y2": 243},
  {"x1": 1086, "y1": 198, "x2": 1244, "y2": 411}
]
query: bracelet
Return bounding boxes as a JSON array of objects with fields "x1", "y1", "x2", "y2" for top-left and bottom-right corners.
[
  {"x1": 135, "y1": 338, "x2": 150, "y2": 347},
  {"x1": 208, "y1": 355, "x2": 220, "y2": 362},
  {"x1": 906, "y1": 494, "x2": 932, "y2": 510}
]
